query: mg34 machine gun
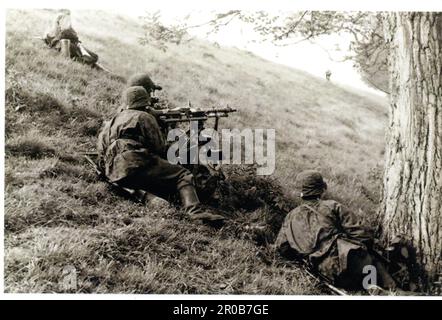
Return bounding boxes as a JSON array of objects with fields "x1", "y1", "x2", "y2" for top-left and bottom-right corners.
[
  {"x1": 152, "y1": 104, "x2": 237, "y2": 132},
  {"x1": 151, "y1": 104, "x2": 237, "y2": 203}
]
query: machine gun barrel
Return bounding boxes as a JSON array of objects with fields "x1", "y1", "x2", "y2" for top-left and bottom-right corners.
[
  {"x1": 161, "y1": 116, "x2": 209, "y2": 123},
  {"x1": 156, "y1": 106, "x2": 237, "y2": 124}
]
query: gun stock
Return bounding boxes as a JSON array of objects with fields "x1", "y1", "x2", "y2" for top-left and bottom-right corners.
[{"x1": 83, "y1": 154, "x2": 148, "y2": 203}]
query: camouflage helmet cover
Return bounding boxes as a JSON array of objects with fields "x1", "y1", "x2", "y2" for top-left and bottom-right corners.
[
  {"x1": 123, "y1": 86, "x2": 151, "y2": 110},
  {"x1": 127, "y1": 73, "x2": 162, "y2": 92},
  {"x1": 295, "y1": 170, "x2": 328, "y2": 198}
]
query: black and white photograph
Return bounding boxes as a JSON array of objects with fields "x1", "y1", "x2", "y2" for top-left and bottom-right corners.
[{"x1": 2, "y1": 0, "x2": 442, "y2": 301}]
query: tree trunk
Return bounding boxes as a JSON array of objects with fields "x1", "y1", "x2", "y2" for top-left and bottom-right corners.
[{"x1": 382, "y1": 12, "x2": 442, "y2": 282}]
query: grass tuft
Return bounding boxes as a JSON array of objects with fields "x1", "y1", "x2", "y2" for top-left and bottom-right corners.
[{"x1": 6, "y1": 137, "x2": 56, "y2": 159}]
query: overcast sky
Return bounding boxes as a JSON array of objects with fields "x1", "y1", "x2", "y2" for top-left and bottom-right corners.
[{"x1": 119, "y1": 9, "x2": 382, "y2": 96}]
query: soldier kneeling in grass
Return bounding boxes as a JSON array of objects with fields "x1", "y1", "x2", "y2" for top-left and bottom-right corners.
[
  {"x1": 276, "y1": 170, "x2": 416, "y2": 293},
  {"x1": 97, "y1": 86, "x2": 226, "y2": 227}
]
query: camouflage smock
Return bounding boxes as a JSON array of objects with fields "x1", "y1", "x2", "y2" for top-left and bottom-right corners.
[
  {"x1": 97, "y1": 109, "x2": 165, "y2": 182},
  {"x1": 276, "y1": 199, "x2": 374, "y2": 277}
]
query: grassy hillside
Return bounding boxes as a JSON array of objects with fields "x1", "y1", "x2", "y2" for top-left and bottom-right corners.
[{"x1": 4, "y1": 9, "x2": 388, "y2": 293}]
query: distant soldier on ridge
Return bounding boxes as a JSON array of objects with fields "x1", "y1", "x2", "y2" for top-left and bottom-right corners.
[{"x1": 325, "y1": 69, "x2": 332, "y2": 81}]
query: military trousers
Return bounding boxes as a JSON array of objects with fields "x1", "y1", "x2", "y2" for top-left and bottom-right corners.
[
  {"x1": 116, "y1": 155, "x2": 194, "y2": 201},
  {"x1": 318, "y1": 245, "x2": 397, "y2": 290}
]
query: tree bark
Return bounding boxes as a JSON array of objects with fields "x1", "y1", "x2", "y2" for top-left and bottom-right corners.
[{"x1": 382, "y1": 12, "x2": 442, "y2": 282}]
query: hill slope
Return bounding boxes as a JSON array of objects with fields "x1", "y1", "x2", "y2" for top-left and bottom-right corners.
[{"x1": 4, "y1": 9, "x2": 388, "y2": 293}]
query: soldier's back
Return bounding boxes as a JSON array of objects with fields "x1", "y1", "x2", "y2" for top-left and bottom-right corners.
[{"x1": 276, "y1": 199, "x2": 341, "y2": 257}]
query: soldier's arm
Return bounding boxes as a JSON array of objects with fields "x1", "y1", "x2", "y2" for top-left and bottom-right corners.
[
  {"x1": 336, "y1": 203, "x2": 374, "y2": 248},
  {"x1": 274, "y1": 211, "x2": 302, "y2": 260},
  {"x1": 49, "y1": 30, "x2": 63, "y2": 48},
  {"x1": 96, "y1": 120, "x2": 113, "y2": 171},
  {"x1": 96, "y1": 130, "x2": 107, "y2": 170},
  {"x1": 138, "y1": 113, "x2": 167, "y2": 156}
]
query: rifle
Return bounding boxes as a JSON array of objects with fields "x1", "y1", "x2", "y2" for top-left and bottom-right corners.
[{"x1": 83, "y1": 154, "x2": 149, "y2": 203}]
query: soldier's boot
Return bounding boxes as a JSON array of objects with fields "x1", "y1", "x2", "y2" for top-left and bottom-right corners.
[
  {"x1": 374, "y1": 260, "x2": 398, "y2": 290},
  {"x1": 367, "y1": 285, "x2": 389, "y2": 296},
  {"x1": 179, "y1": 185, "x2": 226, "y2": 227}
]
